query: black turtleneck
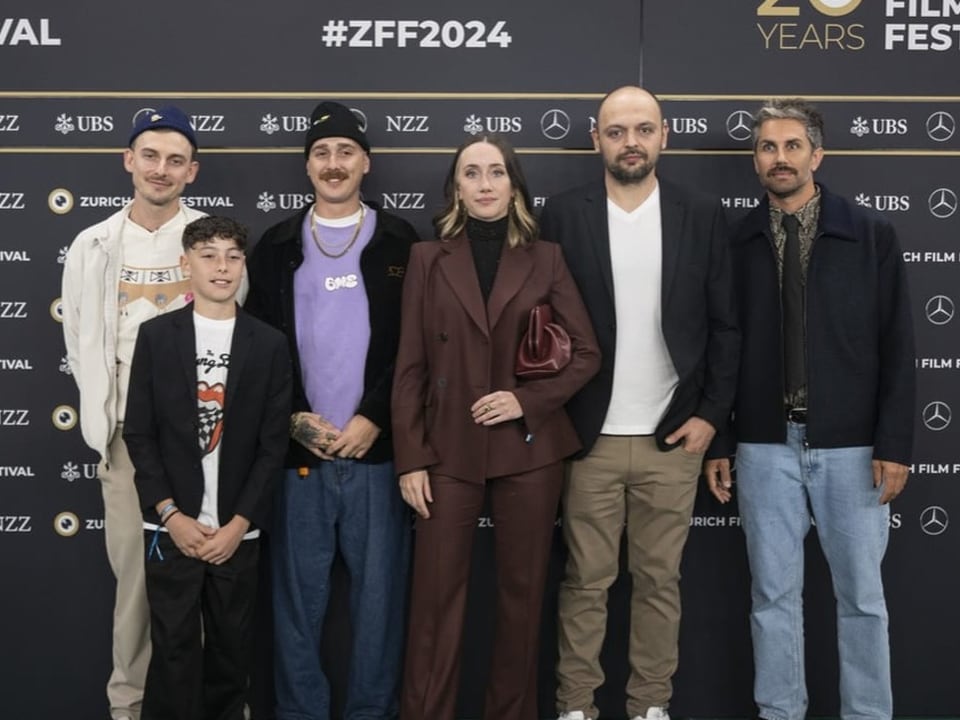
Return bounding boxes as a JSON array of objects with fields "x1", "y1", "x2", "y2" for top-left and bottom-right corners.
[{"x1": 466, "y1": 215, "x2": 508, "y2": 303}]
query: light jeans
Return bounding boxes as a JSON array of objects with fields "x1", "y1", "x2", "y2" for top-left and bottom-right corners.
[{"x1": 736, "y1": 422, "x2": 892, "y2": 720}]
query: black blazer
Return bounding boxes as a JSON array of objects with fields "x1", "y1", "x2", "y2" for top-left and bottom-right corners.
[
  {"x1": 124, "y1": 304, "x2": 292, "y2": 531},
  {"x1": 539, "y1": 177, "x2": 739, "y2": 456}
]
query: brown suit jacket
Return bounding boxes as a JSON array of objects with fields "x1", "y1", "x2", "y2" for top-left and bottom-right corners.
[{"x1": 392, "y1": 235, "x2": 600, "y2": 483}]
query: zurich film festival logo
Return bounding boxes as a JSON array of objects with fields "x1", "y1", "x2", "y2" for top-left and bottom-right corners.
[
  {"x1": 540, "y1": 110, "x2": 571, "y2": 141},
  {"x1": 922, "y1": 401, "x2": 951, "y2": 431},
  {"x1": 52, "y1": 404, "x2": 77, "y2": 431},
  {"x1": 726, "y1": 111, "x2": 754, "y2": 142},
  {"x1": 755, "y1": 0, "x2": 864, "y2": 50},
  {"x1": 928, "y1": 188, "x2": 958, "y2": 219},
  {"x1": 926, "y1": 111, "x2": 956, "y2": 142},
  {"x1": 53, "y1": 511, "x2": 79, "y2": 537},
  {"x1": 47, "y1": 188, "x2": 74, "y2": 215},
  {"x1": 919, "y1": 506, "x2": 948, "y2": 536},
  {"x1": 925, "y1": 295, "x2": 954, "y2": 326}
]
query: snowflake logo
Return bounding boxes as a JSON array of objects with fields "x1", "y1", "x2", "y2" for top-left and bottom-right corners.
[
  {"x1": 850, "y1": 117, "x2": 870, "y2": 138},
  {"x1": 855, "y1": 193, "x2": 872, "y2": 208},
  {"x1": 57, "y1": 246, "x2": 69, "y2": 264},
  {"x1": 59, "y1": 355, "x2": 73, "y2": 375},
  {"x1": 260, "y1": 114, "x2": 280, "y2": 135},
  {"x1": 464, "y1": 114, "x2": 484, "y2": 135},
  {"x1": 61, "y1": 462, "x2": 81, "y2": 482},
  {"x1": 55, "y1": 114, "x2": 76, "y2": 135},
  {"x1": 257, "y1": 192, "x2": 277, "y2": 213}
]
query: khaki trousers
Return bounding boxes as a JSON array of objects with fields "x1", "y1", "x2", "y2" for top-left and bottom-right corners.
[
  {"x1": 556, "y1": 435, "x2": 701, "y2": 719},
  {"x1": 99, "y1": 430, "x2": 151, "y2": 719}
]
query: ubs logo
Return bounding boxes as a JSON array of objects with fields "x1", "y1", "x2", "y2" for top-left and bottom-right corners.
[{"x1": 922, "y1": 401, "x2": 951, "y2": 431}]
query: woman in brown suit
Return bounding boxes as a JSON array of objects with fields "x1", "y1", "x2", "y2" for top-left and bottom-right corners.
[{"x1": 392, "y1": 135, "x2": 601, "y2": 720}]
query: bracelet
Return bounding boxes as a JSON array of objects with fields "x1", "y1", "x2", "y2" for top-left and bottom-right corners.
[
  {"x1": 158, "y1": 503, "x2": 178, "y2": 524},
  {"x1": 161, "y1": 509, "x2": 181, "y2": 526}
]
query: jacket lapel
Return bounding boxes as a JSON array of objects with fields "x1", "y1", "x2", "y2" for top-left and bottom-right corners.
[
  {"x1": 659, "y1": 181, "x2": 684, "y2": 304},
  {"x1": 437, "y1": 235, "x2": 489, "y2": 336},
  {"x1": 224, "y1": 309, "x2": 252, "y2": 422},
  {"x1": 487, "y1": 244, "x2": 534, "y2": 330},
  {"x1": 583, "y1": 184, "x2": 615, "y2": 306},
  {"x1": 174, "y1": 308, "x2": 198, "y2": 405}
]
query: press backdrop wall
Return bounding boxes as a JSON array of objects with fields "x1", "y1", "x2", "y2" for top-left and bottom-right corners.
[{"x1": 1, "y1": 1, "x2": 958, "y2": 718}]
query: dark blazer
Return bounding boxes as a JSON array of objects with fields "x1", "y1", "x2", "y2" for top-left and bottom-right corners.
[
  {"x1": 391, "y1": 236, "x2": 601, "y2": 483},
  {"x1": 124, "y1": 304, "x2": 292, "y2": 530},
  {"x1": 539, "y1": 177, "x2": 739, "y2": 456},
  {"x1": 245, "y1": 205, "x2": 416, "y2": 468},
  {"x1": 719, "y1": 185, "x2": 915, "y2": 465}
]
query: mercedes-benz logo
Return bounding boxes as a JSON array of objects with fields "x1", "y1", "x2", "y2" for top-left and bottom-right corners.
[
  {"x1": 540, "y1": 109, "x2": 571, "y2": 141},
  {"x1": 925, "y1": 295, "x2": 955, "y2": 325},
  {"x1": 922, "y1": 401, "x2": 952, "y2": 431},
  {"x1": 726, "y1": 110, "x2": 753, "y2": 142},
  {"x1": 131, "y1": 107, "x2": 157, "y2": 127},
  {"x1": 350, "y1": 108, "x2": 368, "y2": 133},
  {"x1": 928, "y1": 188, "x2": 958, "y2": 219},
  {"x1": 920, "y1": 505, "x2": 949, "y2": 536},
  {"x1": 926, "y1": 111, "x2": 956, "y2": 142}
]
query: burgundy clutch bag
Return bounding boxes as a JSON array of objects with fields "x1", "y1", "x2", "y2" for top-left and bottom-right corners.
[{"x1": 515, "y1": 304, "x2": 572, "y2": 379}]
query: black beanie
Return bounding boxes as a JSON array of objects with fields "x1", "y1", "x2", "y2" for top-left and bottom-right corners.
[{"x1": 304, "y1": 101, "x2": 369, "y2": 156}]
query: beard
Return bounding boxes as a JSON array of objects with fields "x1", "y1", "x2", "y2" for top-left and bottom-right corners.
[{"x1": 606, "y1": 151, "x2": 655, "y2": 185}]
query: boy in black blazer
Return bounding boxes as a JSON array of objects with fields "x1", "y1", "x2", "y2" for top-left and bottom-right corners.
[{"x1": 124, "y1": 216, "x2": 292, "y2": 720}]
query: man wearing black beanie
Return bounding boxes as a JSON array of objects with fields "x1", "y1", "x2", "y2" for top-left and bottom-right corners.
[{"x1": 245, "y1": 101, "x2": 416, "y2": 720}]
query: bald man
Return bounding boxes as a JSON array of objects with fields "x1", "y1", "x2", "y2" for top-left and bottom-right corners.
[{"x1": 540, "y1": 86, "x2": 739, "y2": 720}]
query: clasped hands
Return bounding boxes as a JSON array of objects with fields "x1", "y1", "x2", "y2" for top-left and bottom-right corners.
[{"x1": 290, "y1": 411, "x2": 380, "y2": 460}]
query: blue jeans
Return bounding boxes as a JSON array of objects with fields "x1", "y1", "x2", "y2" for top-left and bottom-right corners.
[
  {"x1": 737, "y1": 423, "x2": 891, "y2": 720},
  {"x1": 272, "y1": 460, "x2": 411, "y2": 720}
]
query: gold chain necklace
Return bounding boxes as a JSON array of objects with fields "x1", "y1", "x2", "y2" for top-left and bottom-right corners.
[{"x1": 310, "y1": 204, "x2": 366, "y2": 259}]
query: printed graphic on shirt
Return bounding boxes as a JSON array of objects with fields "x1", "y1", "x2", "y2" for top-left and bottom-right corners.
[
  {"x1": 197, "y1": 348, "x2": 231, "y2": 376},
  {"x1": 197, "y1": 380, "x2": 225, "y2": 455},
  {"x1": 118, "y1": 263, "x2": 190, "y2": 313}
]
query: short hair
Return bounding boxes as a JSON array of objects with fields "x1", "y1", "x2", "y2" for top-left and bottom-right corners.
[
  {"x1": 752, "y1": 98, "x2": 825, "y2": 150},
  {"x1": 182, "y1": 216, "x2": 248, "y2": 253},
  {"x1": 433, "y1": 134, "x2": 538, "y2": 248}
]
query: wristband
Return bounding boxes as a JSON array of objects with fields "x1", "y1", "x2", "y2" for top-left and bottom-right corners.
[{"x1": 161, "y1": 509, "x2": 181, "y2": 526}]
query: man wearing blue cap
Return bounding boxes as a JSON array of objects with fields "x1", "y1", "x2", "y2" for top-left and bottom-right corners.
[{"x1": 62, "y1": 106, "x2": 238, "y2": 720}]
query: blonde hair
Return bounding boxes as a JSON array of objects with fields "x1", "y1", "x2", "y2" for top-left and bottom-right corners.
[{"x1": 433, "y1": 135, "x2": 538, "y2": 248}]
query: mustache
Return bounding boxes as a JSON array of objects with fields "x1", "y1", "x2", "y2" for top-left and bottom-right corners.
[
  {"x1": 768, "y1": 164, "x2": 796, "y2": 176},
  {"x1": 318, "y1": 169, "x2": 349, "y2": 181},
  {"x1": 617, "y1": 147, "x2": 648, "y2": 162}
]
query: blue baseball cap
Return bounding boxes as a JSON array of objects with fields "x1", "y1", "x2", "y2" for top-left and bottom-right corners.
[{"x1": 129, "y1": 105, "x2": 198, "y2": 150}]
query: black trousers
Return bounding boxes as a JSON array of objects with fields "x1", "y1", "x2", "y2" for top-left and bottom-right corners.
[{"x1": 142, "y1": 532, "x2": 259, "y2": 720}]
